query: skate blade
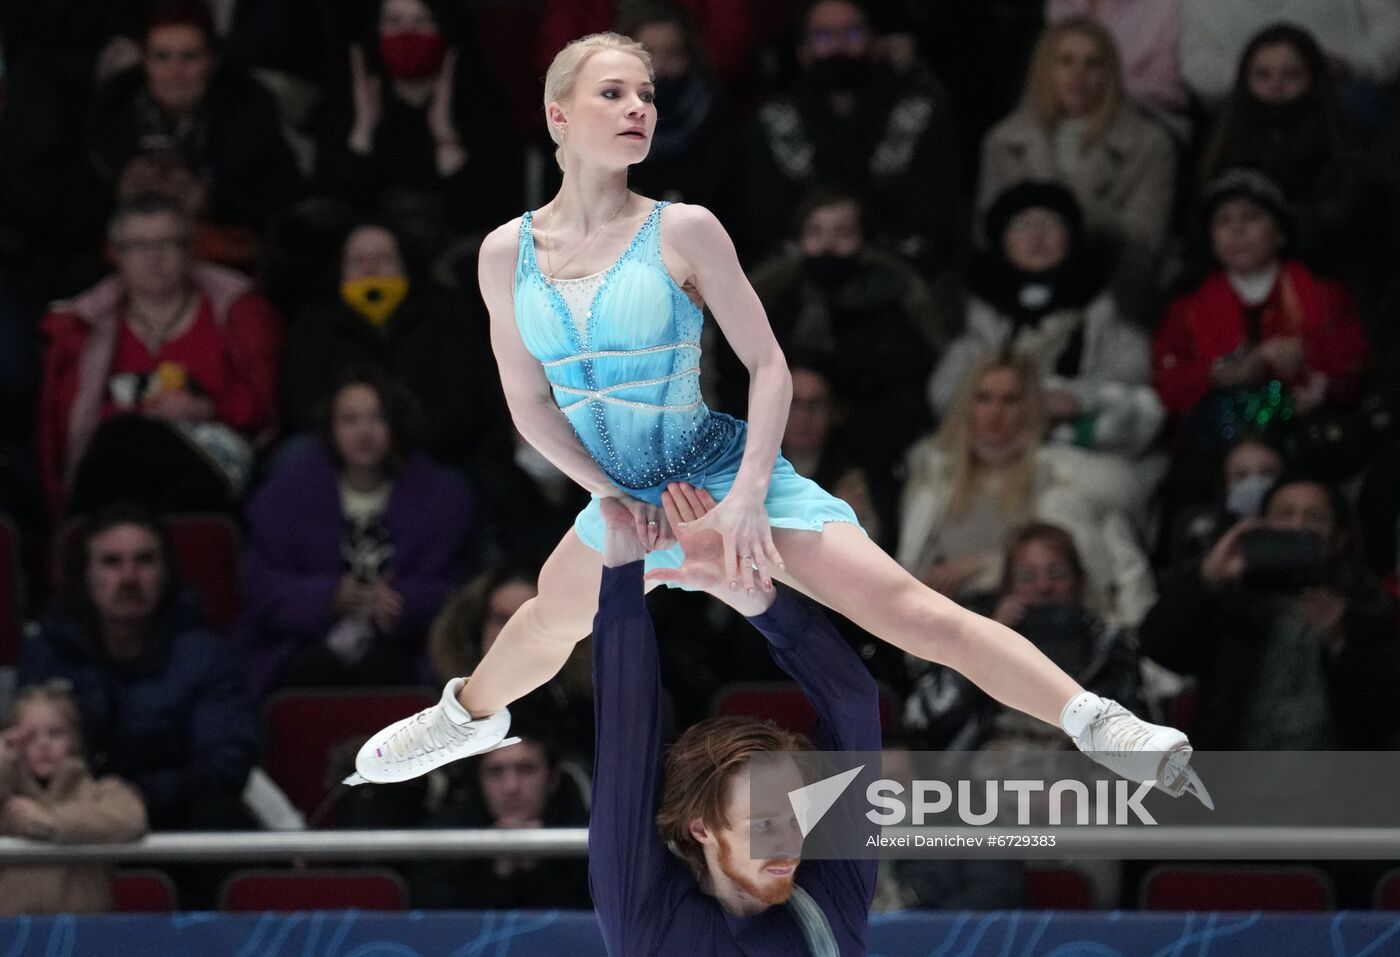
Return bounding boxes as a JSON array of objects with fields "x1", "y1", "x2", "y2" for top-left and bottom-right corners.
[
  {"x1": 1181, "y1": 767, "x2": 1214, "y2": 810},
  {"x1": 1161, "y1": 750, "x2": 1214, "y2": 810},
  {"x1": 341, "y1": 737, "x2": 524, "y2": 787}
]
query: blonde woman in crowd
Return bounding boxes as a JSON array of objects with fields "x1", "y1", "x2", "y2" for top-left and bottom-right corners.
[{"x1": 978, "y1": 16, "x2": 1176, "y2": 319}]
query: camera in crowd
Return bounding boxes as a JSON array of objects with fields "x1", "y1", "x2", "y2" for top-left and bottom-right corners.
[{"x1": 1238, "y1": 528, "x2": 1326, "y2": 589}]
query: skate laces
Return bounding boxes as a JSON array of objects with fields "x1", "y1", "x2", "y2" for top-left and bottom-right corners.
[
  {"x1": 1079, "y1": 702, "x2": 1214, "y2": 808},
  {"x1": 1084, "y1": 703, "x2": 1157, "y2": 758},
  {"x1": 385, "y1": 705, "x2": 475, "y2": 763}
]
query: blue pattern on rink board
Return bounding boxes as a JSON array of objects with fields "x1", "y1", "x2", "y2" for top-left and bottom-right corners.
[{"x1": 1, "y1": 912, "x2": 1400, "y2": 956}]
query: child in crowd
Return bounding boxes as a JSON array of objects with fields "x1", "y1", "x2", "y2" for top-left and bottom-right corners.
[{"x1": 0, "y1": 682, "x2": 147, "y2": 915}]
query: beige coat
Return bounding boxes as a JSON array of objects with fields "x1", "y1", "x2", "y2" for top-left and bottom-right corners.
[
  {"x1": 896, "y1": 441, "x2": 1157, "y2": 627},
  {"x1": 0, "y1": 753, "x2": 147, "y2": 915},
  {"x1": 976, "y1": 106, "x2": 1176, "y2": 319}
]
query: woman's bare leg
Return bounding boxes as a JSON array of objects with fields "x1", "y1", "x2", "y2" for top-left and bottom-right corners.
[
  {"x1": 458, "y1": 529, "x2": 602, "y2": 716},
  {"x1": 774, "y1": 523, "x2": 1080, "y2": 727}
]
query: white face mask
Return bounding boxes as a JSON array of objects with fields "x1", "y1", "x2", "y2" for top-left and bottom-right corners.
[{"x1": 1226, "y1": 471, "x2": 1277, "y2": 517}]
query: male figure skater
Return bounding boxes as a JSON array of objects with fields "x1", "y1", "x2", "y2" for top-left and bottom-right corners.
[{"x1": 589, "y1": 482, "x2": 878, "y2": 955}]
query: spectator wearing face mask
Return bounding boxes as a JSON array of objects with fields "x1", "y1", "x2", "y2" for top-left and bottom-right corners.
[
  {"x1": 1198, "y1": 24, "x2": 1363, "y2": 274},
  {"x1": 1141, "y1": 475, "x2": 1400, "y2": 750},
  {"x1": 81, "y1": 0, "x2": 305, "y2": 270},
  {"x1": 745, "y1": 0, "x2": 963, "y2": 271},
  {"x1": 903, "y1": 522, "x2": 1142, "y2": 751},
  {"x1": 534, "y1": 0, "x2": 753, "y2": 85},
  {"x1": 315, "y1": 0, "x2": 521, "y2": 241},
  {"x1": 618, "y1": 3, "x2": 739, "y2": 220},
  {"x1": 278, "y1": 220, "x2": 503, "y2": 469},
  {"x1": 930, "y1": 182, "x2": 1164, "y2": 472},
  {"x1": 727, "y1": 187, "x2": 942, "y2": 517},
  {"x1": 1167, "y1": 431, "x2": 1287, "y2": 572}
]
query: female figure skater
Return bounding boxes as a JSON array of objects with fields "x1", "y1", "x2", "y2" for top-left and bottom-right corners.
[{"x1": 350, "y1": 32, "x2": 1207, "y2": 804}]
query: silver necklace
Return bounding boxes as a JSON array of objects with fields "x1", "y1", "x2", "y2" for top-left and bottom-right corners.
[{"x1": 541, "y1": 195, "x2": 629, "y2": 285}]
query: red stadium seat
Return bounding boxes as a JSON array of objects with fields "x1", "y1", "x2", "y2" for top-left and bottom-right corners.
[
  {"x1": 219, "y1": 868, "x2": 408, "y2": 912},
  {"x1": 53, "y1": 513, "x2": 241, "y2": 633},
  {"x1": 711, "y1": 682, "x2": 899, "y2": 735},
  {"x1": 0, "y1": 515, "x2": 20, "y2": 667},
  {"x1": 1375, "y1": 867, "x2": 1400, "y2": 910},
  {"x1": 165, "y1": 514, "x2": 241, "y2": 633},
  {"x1": 1026, "y1": 864, "x2": 1095, "y2": 909},
  {"x1": 1140, "y1": 865, "x2": 1334, "y2": 911},
  {"x1": 111, "y1": 869, "x2": 177, "y2": 912},
  {"x1": 261, "y1": 688, "x2": 436, "y2": 820}
]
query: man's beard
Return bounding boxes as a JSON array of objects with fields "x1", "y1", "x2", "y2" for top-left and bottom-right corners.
[{"x1": 716, "y1": 833, "x2": 799, "y2": 906}]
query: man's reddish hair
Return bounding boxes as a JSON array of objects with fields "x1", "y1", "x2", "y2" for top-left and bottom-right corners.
[{"x1": 655, "y1": 716, "x2": 811, "y2": 876}]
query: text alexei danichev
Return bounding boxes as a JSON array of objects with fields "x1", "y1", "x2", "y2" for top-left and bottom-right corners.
[{"x1": 867, "y1": 834, "x2": 980, "y2": 848}]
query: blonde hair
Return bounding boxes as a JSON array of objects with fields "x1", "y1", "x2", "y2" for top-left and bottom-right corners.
[
  {"x1": 543, "y1": 32, "x2": 654, "y2": 170},
  {"x1": 6, "y1": 681, "x2": 84, "y2": 753},
  {"x1": 1023, "y1": 16, "x2": 1124, "y2": 152},
  {"x1": 934, "y1": 352, "x2": 1045, "y2": 519}
]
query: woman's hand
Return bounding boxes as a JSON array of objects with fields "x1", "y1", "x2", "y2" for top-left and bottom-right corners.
[
  {"x1": 993, "y1": 594, "x2": 1029, "y2": 628},
  {"x1": 348, "y1": 45, "x2": 383, "y2": 154},
  {"x1": 1201, "y1": 518, "x2": 1260, "y2": 589},
  {"x1": 0, "y1": 726, "x2": 32, "y2": 761},
  {"x1": 608, "y1": 492, "x2": 675, "y2": 553},
  {"x1": 1257, "y1": 336, "x2": 1305, "y2": 379},
  {"x1": 428, "y1": 50, "x2": 468, "y2": 175},
  {"x1": 143, "y1": 388, "x2": 215, "y2": 424},
  {"x1": 427, "y1": 49, "x2": 460, "y2": 143},
  {"x1": 369, "y1": 580, "x2": 405, "y2": 633},
  {"x1": 2, "y1": 795, "x2": 56, "y2": 840},
  {"x1": 669, "y1": 484, "x2": 782, "y2": 594},
  {"x1": 646, "y1": 483, "x2": 777, "y2": 615},
  {"x1": 1211, "y1": 349, "x2": 1266, "y2": 388},
  {"x1": 332, "y1": 575, "x2": 370, "y2": 617},
  {"x1": 1293, "y1": 371, "x2": 1328, "y2": 415}
]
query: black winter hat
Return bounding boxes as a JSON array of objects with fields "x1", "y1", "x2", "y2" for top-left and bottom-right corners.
[
  {"x1": 982, "y1": 180, "x2": 1084, "y2": 249},
  {"x1": 1202, "y1": 167, "x2": 1290, "y2": 229}
]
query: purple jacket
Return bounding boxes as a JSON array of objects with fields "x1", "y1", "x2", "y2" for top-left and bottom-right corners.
[{"x1": 237, "y1": 443, "x2": 474, "y2": 697}]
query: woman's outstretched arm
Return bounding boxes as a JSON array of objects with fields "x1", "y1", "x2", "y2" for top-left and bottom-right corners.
[{"x1": 663, "y1": 204, "x2": 790, "y2": 587}]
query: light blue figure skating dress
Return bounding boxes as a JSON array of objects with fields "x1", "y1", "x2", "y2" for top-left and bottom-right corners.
[{"x1": 514, "y1": 200, "x2": 861, "y2": 577}]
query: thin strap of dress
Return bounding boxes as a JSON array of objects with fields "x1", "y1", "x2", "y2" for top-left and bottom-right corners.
[
  {"x1": 515, "y1": 210, "x2": 537, "y2": 285},
  {"x1": 641, "y1": 200, "x2": 671, "y2": 265}
]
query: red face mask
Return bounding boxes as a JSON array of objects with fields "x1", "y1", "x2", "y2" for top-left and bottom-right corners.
[{"x1": 378, "y1": 31, "x2": 447, "y2": 80}]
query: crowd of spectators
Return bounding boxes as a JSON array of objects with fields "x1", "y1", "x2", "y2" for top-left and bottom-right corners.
[{"x1": 2, "y1": 0, "x2": 1400, "y2": 915}]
